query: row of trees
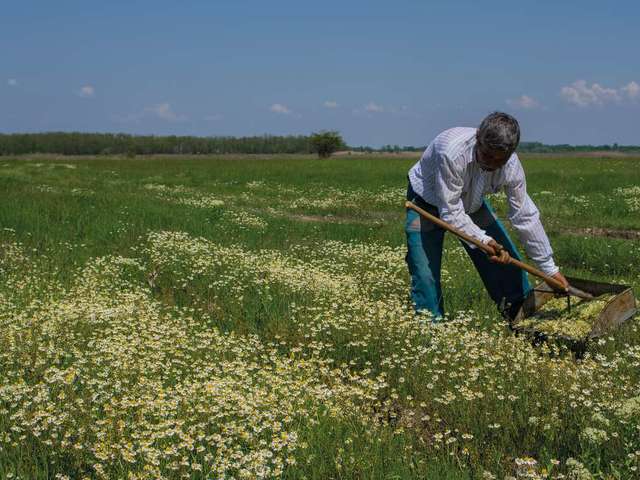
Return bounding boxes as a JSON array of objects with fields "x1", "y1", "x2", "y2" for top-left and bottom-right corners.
[
  {"x1": 518, "y1": 142, "x2": 640, "y2": 153},
  {"x1": 352, "y1": 145, "x2": 425, "y2": 153},
  {"x1": 353, "y1": 142, "x2": 640, "y2": 154},
  {"x1": 0, "y1": 132, "x2": 328, "y2": 156},
  {"x1": 1, "y1": 132, "x2": 637, "y2": 156}
]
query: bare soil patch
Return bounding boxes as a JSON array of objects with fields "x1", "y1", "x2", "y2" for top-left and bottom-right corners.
[
  {"x1": 277, "y1": 212, "x2": 389, "y2": 226},
  {"x1": 562, "y1": 226, "x2": 640, "y2": 241}
]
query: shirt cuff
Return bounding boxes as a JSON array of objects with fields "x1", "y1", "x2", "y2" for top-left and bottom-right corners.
[
  {"x1": 536, "y1": 256, "x2": 559, "y2": 276},
  {"x1": 466, "y1": 234, "x2": 492, "y2": 250},
  {"x1": 479, "y1": 234, "x2": 493, "y2": 245}
]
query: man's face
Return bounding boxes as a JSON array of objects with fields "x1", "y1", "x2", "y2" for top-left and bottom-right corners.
[{"x1": 475, "y1": 141, "x2": 511, "y2": 172}]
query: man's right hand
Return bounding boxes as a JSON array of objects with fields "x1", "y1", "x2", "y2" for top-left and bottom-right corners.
[{"x1": 486, "y1": 239, "x2": 511, "y2": 265}]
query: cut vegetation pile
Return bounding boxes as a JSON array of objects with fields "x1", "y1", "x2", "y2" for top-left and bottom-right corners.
[{"x1": 519, "y1": 294, "x2": 616, "y2": 340}]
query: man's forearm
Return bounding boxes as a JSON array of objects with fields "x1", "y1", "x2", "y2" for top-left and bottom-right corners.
[{"x1": 440, "y1": 207, "x2": 492, "y2": 247}]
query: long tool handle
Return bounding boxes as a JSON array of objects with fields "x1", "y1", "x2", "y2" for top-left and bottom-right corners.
[{"x1": 405, "y1": 201, "x2": 569, "y2": 293}]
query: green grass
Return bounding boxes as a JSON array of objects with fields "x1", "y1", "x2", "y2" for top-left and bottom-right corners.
[{"x1": 0, "y1": 154, "x2": 639, "y2": 480}]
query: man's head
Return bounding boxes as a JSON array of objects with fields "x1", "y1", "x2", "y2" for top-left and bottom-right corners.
[{"x1": 475, "y1": 112, "x2": 520, "y2": 171}]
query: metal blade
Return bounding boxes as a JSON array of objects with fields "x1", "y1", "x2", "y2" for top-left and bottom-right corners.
[{"x1": 567, "y1": 285, "x2": 594, "y2": 300}]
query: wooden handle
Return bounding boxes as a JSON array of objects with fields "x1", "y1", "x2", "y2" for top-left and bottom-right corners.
[{"x1": 405, "y1": 201, "x2": 568, "y2": 292}]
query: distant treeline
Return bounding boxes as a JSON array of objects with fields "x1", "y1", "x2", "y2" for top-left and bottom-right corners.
[
  {"x1": 518, "y1": 142, "x2": 640, "y2": 153},
  {"x1": 1, "y1": 132, "x2": 639, "y2": 156},
  {"x1": 0, "y1": 132, "x2": 314, "y2": 156},
  {"x1": 353, "y1": 142, "x2": 640, "y2": 154}
]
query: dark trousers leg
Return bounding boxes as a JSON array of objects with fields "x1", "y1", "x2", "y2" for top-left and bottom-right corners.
[{"x1": 461, "y1": 200, "x2": 532, "y2": 319}]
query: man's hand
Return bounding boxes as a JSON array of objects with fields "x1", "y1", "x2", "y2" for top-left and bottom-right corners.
[
  {"x1": 486, "y1": 239, "x2": 511, "y2": 265},
  {"x1": 550, "y1": 271, "x2": 570, "y2": 291}
]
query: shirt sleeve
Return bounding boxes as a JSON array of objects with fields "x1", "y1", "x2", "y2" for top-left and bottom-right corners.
[
  {"x1": 434, "y1": 152, "x2": 493, "y2": 247},
  {"x1": 503, "y1": 156, "x2": 559, "y2": 276}
]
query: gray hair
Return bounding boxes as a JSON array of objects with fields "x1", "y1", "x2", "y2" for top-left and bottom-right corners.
[{"x1": 476, "y1": 112, "x2": 520, "y2": 155}]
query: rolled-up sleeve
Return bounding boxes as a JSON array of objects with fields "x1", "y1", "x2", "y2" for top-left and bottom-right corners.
[
  {"x1": 504, "y1": 158, "x2": 558, "y2": 275},
  {"x1": 435, "y1": 153, "x2": 492, "y2": 246}
]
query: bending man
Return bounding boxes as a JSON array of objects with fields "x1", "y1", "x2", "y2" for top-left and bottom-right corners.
[{"x1": 405, "y1": 112, "x2": 569, "y2": 320}]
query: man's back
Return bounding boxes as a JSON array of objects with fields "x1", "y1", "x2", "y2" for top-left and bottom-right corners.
[{"x1": 409, "y1": 127, "x2": 500, "y2": 214}]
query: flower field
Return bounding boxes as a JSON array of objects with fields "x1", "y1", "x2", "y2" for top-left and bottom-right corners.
[{"x1": 1, "y1": 154, "x2": 639, "y2": 479}]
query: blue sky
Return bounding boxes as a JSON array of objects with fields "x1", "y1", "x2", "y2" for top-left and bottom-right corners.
[{"x1": 2, "y1": 0, "x2": 639, "y2": 146}]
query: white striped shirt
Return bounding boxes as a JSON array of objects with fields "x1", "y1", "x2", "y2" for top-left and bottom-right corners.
[{"x1": 408, "y1": 127, "x2": 558, "y2": 275}]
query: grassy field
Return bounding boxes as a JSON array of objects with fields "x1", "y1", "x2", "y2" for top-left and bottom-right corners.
[{"x1": 0, "y1": 154, "x2": 639, "y2": 479}]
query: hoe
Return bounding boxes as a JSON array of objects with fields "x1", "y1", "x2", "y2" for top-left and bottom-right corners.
[{"x1": 406, "y1": 201, "x2": 637, "y2": 341}]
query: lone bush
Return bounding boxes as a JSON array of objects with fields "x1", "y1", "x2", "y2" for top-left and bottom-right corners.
[{"x1": 310, "y1": 131, "x2": 346, "y2": 158}]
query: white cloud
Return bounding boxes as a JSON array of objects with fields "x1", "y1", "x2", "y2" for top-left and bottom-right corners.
[
  {"x1": 364, "y1": 101, "x2": 384, "y2": 113},
  {"x1": 78, "y1": 85, "x2": 95, "y2": 98},
  {"x1": 115, "y1": 102, "x2": 188, "y2": 124},
  {"x1": 560, "y1": 80, "x2": 640, "y2": 107},
  {"x1": 352, "y1": 101, "x2": 400, "y2": 117},
  {"x1": 622, "y1": 81, "x2": 640, "y2": 101},
  {"x1": 112, "y1": 112, "x2": 143, "y2": 123},
  {"x1": 7, "y1": 78, "x2": 17, "y2": 87},
  {"x1": 323, "y1": 100, "x2": 339, "y2": 108},
  {"x1": 560, "y1": 80, "x2": 621, "y2": 107},
  {"x1": 506, "y1": 94, "x2": 540, "y2": 109},
  {"x1": 270, "y1": 103, "x2": 292, "y2": 115},
  {"x1": 145, "y1": 103, "x2": 187, "y2": 122}
]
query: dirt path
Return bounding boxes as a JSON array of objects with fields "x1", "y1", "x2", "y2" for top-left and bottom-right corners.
[{"x1": 562, "y1": 226, "x2": 640, "y2": 241}]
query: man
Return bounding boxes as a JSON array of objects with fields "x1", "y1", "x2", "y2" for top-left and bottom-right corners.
[{"x1": 405, "y1": 112, "x2": 569, "y2": 321}]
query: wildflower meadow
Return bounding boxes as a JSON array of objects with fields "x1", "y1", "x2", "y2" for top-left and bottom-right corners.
[{"x1": 1, "y1": 154, "x2": 639, "y2": 479}]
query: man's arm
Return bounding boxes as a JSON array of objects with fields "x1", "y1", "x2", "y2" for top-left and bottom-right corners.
[
  {"x1": 434, "y1": 153, "x2": 492, "y2": 247},
  {"x1": 503, "y1": 158, "x2": 559, "y2": 276}
]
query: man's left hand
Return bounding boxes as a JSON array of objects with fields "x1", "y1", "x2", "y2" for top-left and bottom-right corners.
[
  {"x1": 550, "y1": 271, "x2": 570, "y2": 291},
  {"x1": 486, "y1": 239, "x2": 511, "y2": 265}
]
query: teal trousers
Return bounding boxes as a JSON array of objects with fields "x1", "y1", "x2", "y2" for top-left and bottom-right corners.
[{"x1": 405, "y1": 183, "x2": 531, "y2": 321}]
